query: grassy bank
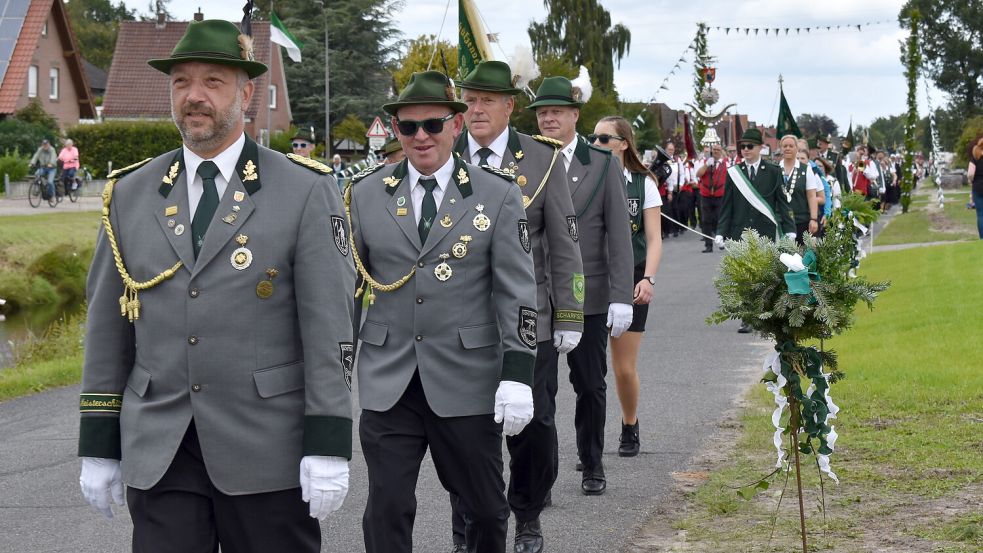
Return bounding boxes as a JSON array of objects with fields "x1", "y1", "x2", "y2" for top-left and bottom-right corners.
[
  {"x1": 653, "y1": 241, "x2": 983, "y2": 551},
  {"x1": 875, "y1": 186, "x2": 977, "y2": 246}
]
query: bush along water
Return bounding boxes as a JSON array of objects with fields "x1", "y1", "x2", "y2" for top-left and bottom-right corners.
[{"x1": 0, "y1": 244, "x2": 93, "y2": 315}]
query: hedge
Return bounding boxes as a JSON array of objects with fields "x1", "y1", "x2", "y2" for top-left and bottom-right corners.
[
  {"x1": 0, "y1": 119, "x2": 55, "y2": 159},
  {"x1": 0, "y1": 148, "x2": 31, "y2": 188},
  {"x1": 66, "y1": 120, "x2": 182, "y2": 178},
  {"x1": 954, "y1": 115, "x2": 983, "y2": 168}
]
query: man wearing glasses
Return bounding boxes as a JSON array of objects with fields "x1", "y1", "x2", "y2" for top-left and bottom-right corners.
[
  {"x1": 347, "y1": 70, "x2": 537, "y2": 553},
  {"x1": 291, "y1": 128, "x2": 316, "y2": 159}
]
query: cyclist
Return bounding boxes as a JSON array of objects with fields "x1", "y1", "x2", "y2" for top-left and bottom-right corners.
[
  {"x1": 29, "y1": 138, "x2": 57, "y2": 199},
  {"x1": 58, "y1": 138, "x2": 80, "y2": 193}
]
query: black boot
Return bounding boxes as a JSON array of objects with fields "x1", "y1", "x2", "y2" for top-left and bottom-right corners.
[
  {"x1": 514, "y1": 518, "x2": 544, "y2": 553},
  {"x1": 737, "y1": 322, "x2": 751, "y2": 334},
  {"x1": 619, "y1": 420, "x2": 640, "y2": 457},
  {"x1": 581, "y1": 463, "x2": 607, "y2": 495}
]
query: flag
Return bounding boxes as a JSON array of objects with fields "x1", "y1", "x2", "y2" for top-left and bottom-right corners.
[
  {"x1": 776, "y1": 87, "x2": 802, "y2": 138},
  {"x1": 734, "y1": 114, "x2": 745, "y2": 146},
  {"x1": 270, "y1": 11, "x2": 303, "y2": 63},
  {"x1": 240, "y1": 0, "x2": 254, "y2": 37},
  {"x1": 682, "y1": 113, "x2": 697, "y2": 160},
  {"x1": 842, "y1": 121, "x2": 855, "y2": 150},
  {"x1": 459, "y1": 0, "x2": 494, "y2": 79}
]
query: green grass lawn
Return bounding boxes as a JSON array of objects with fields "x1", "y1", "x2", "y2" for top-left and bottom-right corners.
[
  {"x1": 876, "y1": 189, "x2": 978, "y2": 246},
  {"x1": 0, "y1": 212, "x2": 100, "y2": 271},
  {"x1": 671, "y1": 241, "x2": 983, "y2": 551}
]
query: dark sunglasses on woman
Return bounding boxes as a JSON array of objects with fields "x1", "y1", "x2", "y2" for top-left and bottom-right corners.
[
  {"x1": 395, "y1": 113, "x2": 456, "y2": 136},
  {"x1": 588, "y1": 134, "x2": 625, "y2": 145}
]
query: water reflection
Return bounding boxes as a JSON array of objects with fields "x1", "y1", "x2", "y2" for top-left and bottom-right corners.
[{"x1": 0, "y1": 301, "x2": 85, "y2": 369}]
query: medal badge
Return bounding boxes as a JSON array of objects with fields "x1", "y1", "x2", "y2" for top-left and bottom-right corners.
[
  {"x1": 396, "y1": 195, "x2": 406, "y2": 206},
  {"x1": 164, "y1": 205, "x2": 178, "y2": 217},
  {"x1": 174, "y1": 224, "x2": 185, "y2": 236},
  {"x1": 434, "y1": 253, "x2": 453, "y2": 282},
  {"x1": 473, "y1": 204, "x2": 491, "y2": 232},
  {"x1": 440, "y1": 214, "x2": 453, "y2": 228},
  {"x1": 451, "y1": 235, "x2": 472, "y2": 259},
  {"x1": 234, "y1": 190, "x2": 245, "y2": 202},
  {"x1": 516, "y1": 175, "x2": 528, "y2": 187},
  {"x1": 256, "y1": 268, "x2": 278, "y2": 299},
  {"x1": 231, "y1": 234, "x2": 252, "y2": 270},
  {"x1": 167, "y1": 219, "x2": 176, "y2": 228}
]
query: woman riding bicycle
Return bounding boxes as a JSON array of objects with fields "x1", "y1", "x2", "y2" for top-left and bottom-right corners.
[{"x1": 58, "y1": 138, "x2": 80, "y2": 193}]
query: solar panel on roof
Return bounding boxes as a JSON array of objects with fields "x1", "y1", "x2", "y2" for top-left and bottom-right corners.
[
  {"x1": 2, "y1": 0, "x2": 31, "y2": 19},
  {"x1": 0, "y1": 0, "x2": 30, "y2": 84}
]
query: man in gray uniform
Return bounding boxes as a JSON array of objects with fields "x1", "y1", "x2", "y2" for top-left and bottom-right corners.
[
  {"x1": 531, "y1": 76, "x2": 634, "y2": 496},
  {"x1": 348, "y1": 70, "x2": 538, "y2": 553},
  {"x1": 450, "y1": 60, "x2": 584, "y2": 553},
  {"x1": 77, "y1": 20, "x2": 354, "y2": 552}
]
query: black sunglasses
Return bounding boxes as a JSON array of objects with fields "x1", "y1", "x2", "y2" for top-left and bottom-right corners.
[
  {"x1": 740, "y1": 143, "x2": 757, "y2": 150},
  {"x1": 588, "y1": 134, "x2": 625, "y2": 145},
  {"x1": 292, "y1": 142, "x2": 310, "y2": 148},
  {"x1": 395, "y1": 113, "x2": 455, "y2": 136}
]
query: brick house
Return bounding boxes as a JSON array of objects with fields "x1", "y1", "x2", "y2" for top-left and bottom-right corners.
[
  {"x1": 101, "y1": 13, "x2": 292, "y2": 144},
  {"x1": 0, "y1": 0, "x2": 97, "y2": 126}
]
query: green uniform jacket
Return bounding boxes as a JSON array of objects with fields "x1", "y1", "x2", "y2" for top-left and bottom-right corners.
[
  {"x1": 718, "y1": 158, "x2": 795, "y2": 240},
  {"x1": 78, "y1": 137, "x2": 355, "y2": 494}
]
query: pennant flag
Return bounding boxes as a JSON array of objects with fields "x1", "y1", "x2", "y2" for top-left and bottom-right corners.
[
  {"x1": 764, "y1": 28, "x2": 769, "y2": 36},
  {"x1": 725, "y1": 28, "x2": 730, "y2": 34},
  {"x1": 240, "y1": 0, "x2": 254, "y2": 37},
  {"x1": 459, "y1": 0, "x2": 494, "y2": 78},
  {"x1": 682, "y1": 113, "x2": 697, "y2": 160},
  {"x1": 734, "y1": 114, "x2": 745, "y2": 150},
  {"x1": 270, "y1": 11, "x2": 303, "y2": 62},
  {"x1": 856, "y1": 24, "x2": 861, "y2": 31},
  {"x1": 776, "y1": 86, "x2": 802, "y2": 138}
]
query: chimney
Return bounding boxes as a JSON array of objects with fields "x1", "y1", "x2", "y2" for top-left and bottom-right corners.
[
  {"x1": 194, "y1": 8, "x2": 204, "y2": 22},
  {"x1": 155, "y1": 0, "x2": 166, "y2": 29}
]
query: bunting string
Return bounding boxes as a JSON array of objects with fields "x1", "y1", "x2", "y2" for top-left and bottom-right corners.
[
  {"x1": 710, "y1": 20, "x2": 892, "y2": 37},
  {"x1": 631, "y1": 38, "x2": 698, "y2": 129}
]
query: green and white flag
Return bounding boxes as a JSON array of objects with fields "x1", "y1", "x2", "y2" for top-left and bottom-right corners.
[{"x1": 270, "y1": 11, "x2": 303, "y2": 63}]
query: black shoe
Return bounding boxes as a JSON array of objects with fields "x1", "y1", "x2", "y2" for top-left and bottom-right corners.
[
  {"x1": 581, "y1": 465, "x2": 606, "y2": 495},
  {"x1": 514, "y1": 518, "x2": 544, "y2": 553},
  {"x1": 543, "y1": 491, "x2": 552, "y2": 507},
  {"x1": 451, "y1": 544, "x2": 468, "y2": 553},
  {"x1": 702, "y1": 245, "x2": 713, "y2": 253},
  {"x1": 619, "y1": 420, "x2": 640, "y2": 457},
  {"x1": 575, "y1": 461, "x2": 583, "y2": 471},
  {"x1": 672, "y1": 232, "x2": 679, "y2": 237},
  {"x1": 737, "y1": 322, "x2": 751, "y2": 334}
]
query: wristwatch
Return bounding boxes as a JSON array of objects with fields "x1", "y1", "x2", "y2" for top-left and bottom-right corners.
[{"x1": 644, "y1": 275, "x2": 656, "y2": 285}]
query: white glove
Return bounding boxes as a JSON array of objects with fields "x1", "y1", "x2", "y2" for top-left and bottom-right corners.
[
  {"x1": 553, "y1": 330, "x2": 582, "y2": 354},
  {"x1": 785, "y1": 232, "x2": 797, "y2": 241},
  {"x1": 606, "y1": 302, "x2": 634, "y2": 338},
  {"x1": 299, "y1": 456, "x2": 349, "y2": 520},
  {"x1": 494, "y1": 380, "x2": 534, "y2": 436},
  {"x1": 79, "y1": 457, "x2": 125, "y2": 519},
  {"x1": 714, "y1": 235, "x2": 724, "y2": 248}
]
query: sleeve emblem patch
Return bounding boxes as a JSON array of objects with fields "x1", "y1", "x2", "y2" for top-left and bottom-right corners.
[
  {"x1": 566, "y1": 215, "x2": 579, "y2": 242},
  {"x1": 331, "y1": 216, "x2": 350, "y2": 257},
  {"x1": 518, "y1": 306, "x2": 538, "y2": 349},
  {"x1": 518, "y1": 219, "x2": 531, "y2": 254},
  {"x1": 340, "y1": 342, "x2": 354, "y2": 390}
]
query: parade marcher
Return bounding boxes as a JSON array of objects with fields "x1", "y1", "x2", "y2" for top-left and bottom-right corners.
[
  {"x1": 29, "y1": 138, "x2": 57, "y2": 200},
  {"x1": 382, "y1": 137, "x2": 404, "y2": 165},
  {"x1": 849, "y1": 144, "x2": 880, "y2": 203},
  {"x1": 675, "y1": 154, "x2": 699, "y2": 237},
  {"x1": 663, "y1": 141, "x2": 684, "y2": 237},
  {"x1": 715, "y1": 128, "x2": 795, "y2": 333},
  {"x1": 696, "y1": 142, "x2": 728, "y2": 252},
  {"x1": 291, "y1": 127, "x2": 316, "y2": 159},
  {"x1": 591, "y1": 115, "x2": 662, "y2": 458},
  {"x1": 348, "y1": 70, "x2": 537, "y2": 553},
  {"x1": 530, "y1": 76, "x2": 634, "y2": 495},
  {"x1": 448, "y1": 60, "x2": 584, "y2": 553},
  {"x1": 778, "y1": 135, "x2": 821, "y2": 243},
  {"x1": 77, "y1": 20, "x2": 354, "y2": 552}
]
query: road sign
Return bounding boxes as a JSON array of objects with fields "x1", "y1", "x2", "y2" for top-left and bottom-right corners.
[
  {"x1": 369, "y1": 137, "x2": 385, "y2": 151},
  {"x1": 366, "y1": 116, "x2": 387, "y2": 138}
]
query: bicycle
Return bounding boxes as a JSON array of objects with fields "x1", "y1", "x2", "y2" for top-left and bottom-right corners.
[
  {"x1": 27, "y1": 166, "x2": 56, "y2": 208},
  {"x1": 61, "y1": 167, "x2": 82, "y2": 203}
]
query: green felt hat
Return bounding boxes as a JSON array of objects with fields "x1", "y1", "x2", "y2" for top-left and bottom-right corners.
[
  {"x1": 807, "y1": 138, "x2": 818, "y2": 149},
  {"x1": 383, "y1": 71, "x2": 468, "y2": 116},
  {"x1": 383, "y1": 138, "x2": 403, "y2": 155},
  {"x1": 740, "y1": 128, "x2": 764, "y2": 146},
  {"x1": 459, "y1": 61, "x2": 522, "y2": 95},
  {"x1": 816, "y1": 133, "x2": 831, "y2": 144},
  {"x1": 527, "y1": 76, "x2": 585, "y2": 109},
  {"x1": 292, "y1": 126, "x2": 316, "y2": 143},
  {"x1": 148, "y1": 20, "x2": 268, "y2": 79}
]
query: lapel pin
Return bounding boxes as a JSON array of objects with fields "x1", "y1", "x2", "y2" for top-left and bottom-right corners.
[
  {"x1": 434, "y1": 253, "x2": 453, "y2": 282},
  {"x1": 231, "y1": 234, "x2": 252, "y2": 271},
  {"x1": 174, "y1": 224, "x2": 185, "y2": 236},
  {"x1": 440, "y1": 214, "x2": 453, "y2": 228},
  {"x1": 572, "y1": 176, "x2": 579, "y2": 183},
  {"x1": 396, "y1": 207, "x2": 408, "y2": 216},
  {"x1": 164, "y1": 205, "x2": 178, "y2": 217},
  {"x1": 232, "y1": 205, "x2": 241, "y2": 212},
  {"x1": 222, "y1": 213, "x2": 237, "y2": 224},
  {"x1": 517, "y1": 175, "x2": 527, "y2": 186},
  {"x1": 449, "y1": 198, "x2": 456, "y2": 204},
  {"x1": 473, "y1": 204, "x2": 491, "y2": 232},
  {"x1": 397, "y1": 196, "x2": 406, "y2": 207},
  {"x1": 233, "y1": 190, "x2": 245, "y2": 202}
]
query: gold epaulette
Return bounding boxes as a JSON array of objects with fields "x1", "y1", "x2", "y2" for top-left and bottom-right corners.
[
  {"x1": 107, "y1": 158, "x2": 153, "y2": 180},
  {"x1": 349, "y1": 163, "x2": 386, "y2": 185},
  {"x1": 532, "y1": 135, "x2": 564, "y2": 148},
  {"x1": 481, "y1": 165, "x2": 516, "y2": 182},
  {"x1": 286, "y1": 153, "x2": 333, "y2": 174}
]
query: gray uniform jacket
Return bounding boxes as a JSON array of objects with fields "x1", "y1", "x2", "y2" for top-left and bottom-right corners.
[
  {"x1": 566, "y1": 137, "x2": 634, "y2": 316},
  {"x1": 78, "y1": 137, "x2": 355, "y2": 495},
  {"x1": 455, "y1": 128, "x2": 584, "y2": 342},
  {"x1": 349, "y1": 156, "x2": 537, "y2": 417}
]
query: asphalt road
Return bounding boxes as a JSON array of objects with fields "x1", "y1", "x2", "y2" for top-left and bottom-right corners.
[{"x1": 0, "y1": 231, "x2": 771, "y2": 552}]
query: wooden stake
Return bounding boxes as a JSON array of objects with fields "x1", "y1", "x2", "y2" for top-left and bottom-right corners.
[{"x1": 790, "y1": 396, "x2": 809, "y2": 553}]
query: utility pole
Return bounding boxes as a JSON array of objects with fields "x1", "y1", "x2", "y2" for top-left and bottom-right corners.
[{"x1": 324, "y1": 8, "x2": 330, "y2": 159}]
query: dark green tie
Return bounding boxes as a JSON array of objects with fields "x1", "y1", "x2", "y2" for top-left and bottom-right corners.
[
  {"x1": 476, "y1": 147, "x2": 493, "y2": 166},
  {"x1": 749, "y1": 165, "x2": 756, "y2": 181},
  {"x1": 191, "y1": 161, "x2": 220, "y2": 259},
  {"x1": 418, "y1": 177, "x2": 438, "y2": 244}
]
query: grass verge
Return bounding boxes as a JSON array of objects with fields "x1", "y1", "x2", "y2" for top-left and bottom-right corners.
[
  {"x1": 639, "y1": 241, "x2": 983, "y2": 552},
  {"x1": 876, "y1": 187, "x2": 977, "y2": 246}
]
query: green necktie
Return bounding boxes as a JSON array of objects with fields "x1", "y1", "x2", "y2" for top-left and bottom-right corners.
[
  {"x1": 476, "y1": 147, "x2": 493, "y2": 166},
  {"x1": 749, "y1": 165, "x2": 756, "y2": 181},
  {"x1": 418, "y1": 177, "x2": 438, "y2": 244},
  {"x1": 191, "y1": 161, "x2": 220, "y2": 259}
]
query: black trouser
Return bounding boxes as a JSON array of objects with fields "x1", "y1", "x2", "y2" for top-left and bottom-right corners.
[
  {"x1": 566, "y1": 313, "x2": 609, "y2": 471},
  {"x1": 795, "y1": 220, "x2": 810, "y2": 245},
  {"x1": 700, "y1": 195, "x2": 722, "y2": 248},
  {"x1": 362, "y1": 371, "x2": 508, "y2": 553},
  {"x1": 662, "y1": 193, "x2": 677, "y2": 235},
  {"x1": 450, "y1": 341, "x2": 559, "y2": 543},
  {"x1": 127, "y1": 422, "x2": 319, "y2": 553},
  {"x1": 675, "y1": 189, "x2": 698, "y2": 232}
]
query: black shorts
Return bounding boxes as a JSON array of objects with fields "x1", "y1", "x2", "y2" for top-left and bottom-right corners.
[{"x1": 627, "y1": 263, "x2": 649, "y2": 333}]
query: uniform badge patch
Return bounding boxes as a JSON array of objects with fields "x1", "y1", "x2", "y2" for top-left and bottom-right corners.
[
  {"x1": 518, "y1": 219, "x2": 531, "y2": 254},
  {"x1": 518, "y1": 306, "x2": 538, "y2": 349},
  {"x1": 627, "y1": 198, "x2": 640, "y2": 217},
  {"x1": 339, "y1": 342, "x2": 354, "y2": 390},
  {"x1": 331, "y1": 216, "x2": 349, "y2": 257},
  {"x1": 572, "y1": 273, "x2": 586, "y2": 304},
  {"x1": 566, "y1": 216, "x2": 579, "y2": 242}
]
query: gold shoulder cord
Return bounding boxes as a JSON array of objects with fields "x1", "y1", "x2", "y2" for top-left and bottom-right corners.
[
  {"x1": 344, "y1": 184, "x2": 415, "y2": 305},
  {"x1": 524, "y1": 146, "x2": 562, "y2": 208},
  {"x1": 101, "y1": 180, "x2": 182, "y2": 321}
]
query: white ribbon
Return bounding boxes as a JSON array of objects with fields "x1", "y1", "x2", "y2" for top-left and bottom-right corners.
[{"x1": 763, "y1": 351, "x2": 788, "y2": 468}]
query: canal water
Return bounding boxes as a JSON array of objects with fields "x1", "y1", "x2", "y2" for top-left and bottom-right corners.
[{"x1": 0, "y1": 301, "x2": 84, "y2": 368}]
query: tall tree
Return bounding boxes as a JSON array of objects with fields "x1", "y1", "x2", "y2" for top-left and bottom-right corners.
[
  {"x1": 393, "y1": 35, "x2": 458, "y2": 91},
  {"x1": 65, "y1": 0, "x2": 136, "y2": 71},
  {"x1": 527, "y1": 0, "x2": 630, "y2": 93},
  {"x1": 795, "y1": 113, "x2": 838, "y2": 140}
]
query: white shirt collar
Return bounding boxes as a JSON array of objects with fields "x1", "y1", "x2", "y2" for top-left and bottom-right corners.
[
  {"x1": 562, "y1": 136, "x2": 578, "y2": 163},
  {"x1": 744, "y1": 157, "x2": 762, "y2": 172},
  {"x1": 467, "y1": 128, "x2": 510, "y2": 167},
  {"x1": 183, "y1": 132, "x2": 245, "y2": 186},
  {"x1": 408, "y1": 155, "x2": 456, "y2": 192}
]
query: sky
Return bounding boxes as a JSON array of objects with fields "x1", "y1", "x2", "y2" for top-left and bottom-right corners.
[{"x1": 163, "y1": 0, "x2": 943, "y2": 132}]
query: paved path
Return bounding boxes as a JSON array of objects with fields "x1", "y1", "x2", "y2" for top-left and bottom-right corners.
[
  {"x1": 0, "y1": 232, "x2": 770, "y2": 553},
  {"x1": 0, "y1": 196, "x2": 102, "y2": 217}
]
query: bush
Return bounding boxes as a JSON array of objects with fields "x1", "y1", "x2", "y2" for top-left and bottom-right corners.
[
  {"x1": 67, "y1": 120, "x2": 182, "y2": 178},
  {"x1": 12, "y1": 304, "x2": 86, "y2": 368},
  {"x1": 0, "y1": 119, "x2": 54, "y2": 158},
  {"x1": 270, "y1": 125, "x2": 297, "y2": 154},
  {"x1": 953, "y1": 115, "x2": 983, "y2": 168},
  {"x1": 0, "y1": 148, "x2": 31, "y2": 188},
  {"x1": 28, "y1": 243, "x2": 94, "y2": 303},
  {"x1": 0, "y1": 270, "x2": 59, "y2": 311}
]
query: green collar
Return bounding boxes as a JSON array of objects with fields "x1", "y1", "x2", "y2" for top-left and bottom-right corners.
[
  {"x1": 384, "y1": 157, "x2": 474, "y2": 198},
  {"x1": 574, "y1": 135, "x2": 593, "y2": 166},
  {"x1": 158, "y1": 135, "x2": 262, "y2": 198},
  {"x1": 507, "y1": 127, "x2": 524, "y2": 162}
]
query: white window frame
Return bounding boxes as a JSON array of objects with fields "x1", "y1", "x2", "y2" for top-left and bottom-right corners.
[
  {"x1": 28, "y1": 65, "x2": 38, "y2": 98},
  {"x1": 268, "y1": 84, "x2": 277, "y2": 109},
  {"x1": 48, "y1": 67, "x2": 59, "y2": 100},
  {"x1": 41, "y1": 21, "x2": 48, "y2": 37}
]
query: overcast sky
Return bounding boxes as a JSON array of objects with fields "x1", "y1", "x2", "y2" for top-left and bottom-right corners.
[{"x1": 164, "y1": 0, "x2": 942, "y2": 131}]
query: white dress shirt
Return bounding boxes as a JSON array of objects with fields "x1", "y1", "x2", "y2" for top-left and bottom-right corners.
[
  {"x1": 407, "y1": 156, "x2": 456, "y2": 225},
  {"x1": 183, "y1": 133, "x2": 245, "y2": 220},
  {"x1": 623, "y1": 168, "x2": 663, "y2": 209},
  {"x1": 467, "y1": 129, "x2": 509, "y2": 169},
  {"x1": 743, "y1": 157, "x2": 762, "y2": 178},
  {"x1": 561, "y1": 137, "x2": 578, "y2": 172}
]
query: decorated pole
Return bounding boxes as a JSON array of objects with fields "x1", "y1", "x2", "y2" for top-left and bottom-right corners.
[{"x1": 899, "y1": 9, "x2": 921, "y2": 213}]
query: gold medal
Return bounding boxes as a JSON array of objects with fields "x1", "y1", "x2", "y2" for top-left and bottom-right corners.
[
  {"x1": 440, "y1": 214, "x2": 453, "y2": 228},
  {"x1": 452, "y1": 242, "x2": 467, "y2": 258},
  {"x1": 434, "y1": 254, "x2": 453, "y2": 282},
  {"x1": 517, "y1": 175, "x2": 527, "y2": 186},
  {"x1": 473, "y1": 204, "x2": 491, "y2": 232},
  {"x1": 522, "y1": 196, "x2": 532, "y2": 209},
  {"x1": 256, "y1": 280, "x2": 273, "y2": 299}
]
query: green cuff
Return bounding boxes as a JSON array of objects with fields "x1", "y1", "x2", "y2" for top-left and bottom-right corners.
[
  {"x1": 500, "y1": 351, "x2": 535, "y2": 387},
  {"x1": 303, "y1": 416, "x2": 353, "y2": 460},
  {"x1": 78, "y1": 416, "x2": 122, "y2": 459}
]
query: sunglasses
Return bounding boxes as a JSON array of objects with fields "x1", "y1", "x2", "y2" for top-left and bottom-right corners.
[
  {"x1": 588, "y1": 134, "x2": 625, "y2": 145},
  {"x1": 395, "y1": 113, "x2": 455, "y2": 136},
  {"x1": 291, "y1": 142, "x2": 310, "y2": 149},
  {"x1": 740, "y1": 143, "x2": 757, "y2": 150}
]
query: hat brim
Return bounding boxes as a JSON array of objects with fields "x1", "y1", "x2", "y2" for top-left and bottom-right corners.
[
  {"x1": 740, "y1": 139, "x2": 763, "y2": 146},
  {"x1": 458, "y1": 81, "x2": 522, "y2": 96},
  {"x1": 526, "y1": 98, "x2": 584, "y2": 110},
  {"x1": 382, "y1": 99, "x2": 468, "y2": 116},
  {"x1": 148, "y1": 56, "x2": 268, "y2": 79}
]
